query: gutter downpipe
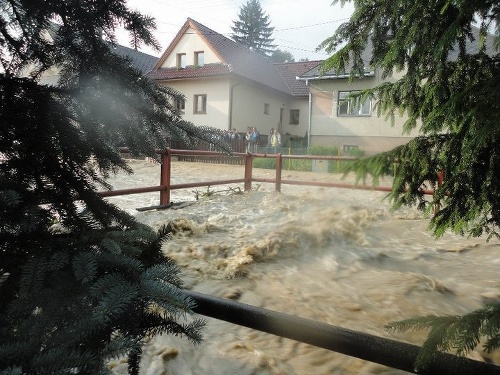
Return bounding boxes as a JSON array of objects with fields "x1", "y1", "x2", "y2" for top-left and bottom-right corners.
[
  {"x1": 297, "y1": 71, "x2": 375, "y2": 149},
  {"x1": 307, "y1": 79, "x2": 312, "y2": 148},
  {"x1": 228, "y1": 80, "x2": 241, "y2": 130}
]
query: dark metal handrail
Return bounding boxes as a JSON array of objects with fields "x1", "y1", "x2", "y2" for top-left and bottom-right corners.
[{"x1": 185, "y1": 290, "x2": 499, "y2": 375}]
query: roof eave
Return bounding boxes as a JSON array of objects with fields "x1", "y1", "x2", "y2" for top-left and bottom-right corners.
[{"x1": 296, "y1": 71, "x2": 375, "y2": 81}]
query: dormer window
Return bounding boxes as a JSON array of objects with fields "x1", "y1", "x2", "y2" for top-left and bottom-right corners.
[
  {"x1": 194, "y1": 51, "x2": 204, "y2": 67},
  {"x1": 177, "y1": 53, "x2": 186, "y2": 69}
]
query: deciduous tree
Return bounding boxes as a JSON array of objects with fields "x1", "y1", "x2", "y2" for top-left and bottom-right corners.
[
  {"x1": 270, "y1": 49, "x2": 295, "y2": 63},
  {"x1": 320, "y1": 0, "x2": 499, "y2": 369}
]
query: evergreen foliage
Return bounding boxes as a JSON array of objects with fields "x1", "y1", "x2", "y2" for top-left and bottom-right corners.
[
  {"x1": 320, "y1": 0, "x2": 499, "y2": 368},
  {"x1": 319, "y1": 0, "x2": 500, "y2": 239},
  {"x1": 231, "y1": 0, "x2": 276, "y2": 56},
  {"x1": 386, "y1": 303, "x2": 500, "y2": 370},
  {"x1": 0, "y1": 1, "x2": 216, "y2": 373}
]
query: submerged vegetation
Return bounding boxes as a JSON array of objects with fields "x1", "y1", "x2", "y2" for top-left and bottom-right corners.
[{"x1": 252, "y1": 145, "x2": 365, "y2": 173}]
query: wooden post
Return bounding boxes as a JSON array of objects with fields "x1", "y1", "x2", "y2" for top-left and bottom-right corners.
[
  {"x1": 244, "y1": 152, "x2": 253, "y2": 191},
  {"x1": 275, "y1": 153, "x2": 282, "y2": 193},
  {"x1": 434, "y1": 170, "x2": 444, "y2": 215},
  {"x1": 160, "y1": 149, "x2": 171, "y2": 205}
]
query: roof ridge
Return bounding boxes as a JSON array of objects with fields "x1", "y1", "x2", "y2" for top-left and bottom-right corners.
[
  {"x1": 188, "y1": 18, "x2": 274, "y2": 63},
  {"x1": 187, "y1": 18, "x2": 291, "y2": 94},
  {"x1": 151, "y1": 18, "x2": 312, "y2": 96}
]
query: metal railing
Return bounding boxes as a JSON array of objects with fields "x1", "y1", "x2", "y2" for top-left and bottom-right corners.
[
  {"x1": 97, "y1": 149, "x2": 497, "y2": 374},
  {"x1": 185, "y1": 290, "x2": 499, "y2": 375},
  {"x1": 99, "y1": 148, "x2": 436, "y2": 205}
]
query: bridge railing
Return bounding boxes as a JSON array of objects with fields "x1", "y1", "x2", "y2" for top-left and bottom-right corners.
[{"x1": 99, "y1": 148, "x2": 436, "y2": 205}]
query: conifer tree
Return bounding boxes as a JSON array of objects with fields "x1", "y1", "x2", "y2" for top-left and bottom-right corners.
[
  {"x1": 0, "y1": 1, "x2": 220, "y2": 373},
  {"x1": 320, "y1": 0, "x2": 499, "y2": 369},
  {"x1": 231, "y1": 0, "x2": 276, "y2": 56}
]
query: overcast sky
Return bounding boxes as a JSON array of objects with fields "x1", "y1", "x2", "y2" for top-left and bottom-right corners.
[{"x1": 120, "y1": 0, "x2": 355, "y2": 61}]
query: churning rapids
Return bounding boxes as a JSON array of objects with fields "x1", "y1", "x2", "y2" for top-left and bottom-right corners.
[{"x1": 104, "y1": 159, "x2": 499, "y2": 375}]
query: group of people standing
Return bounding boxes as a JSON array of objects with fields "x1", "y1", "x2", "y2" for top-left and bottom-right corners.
[
  {"x1": 223, "y1": 128, "x2": 240, "y2": 140},
  {"x1": 245, "y1": 127, "x2": 260, "y2": 152},
  {"x1": 243, "y1": 126, "x2": 282, "y2": 153},
  {"x1": 220, "y1": 126, "x2": 280, "y2": 154}
]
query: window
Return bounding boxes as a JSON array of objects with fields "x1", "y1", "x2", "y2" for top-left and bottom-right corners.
[
  {"x1": 338, "y1": 91, "x2": 371, "y2": 116},
  {"x1": 194, "y1": 51, "x2": 204, "y2": 67},
  {"x1": 194, "y1": 94, "x2": 207, "y2": 114},
  {"x1": 175, "y1": 97, "x2": 185, "y2": 114},
  {"x1": 264, "y1": 103, "x2": 270, "y2": 115},
  {"x1": 289, "y1": 109, "x2": 300, "y2": 125},
  {"x1": 177, "y1": 53, "x2": 186, "y2": 69}
]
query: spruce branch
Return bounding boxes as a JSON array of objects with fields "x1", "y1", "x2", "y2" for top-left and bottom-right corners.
[{"x1": 386, "y1": 303, "x2": 500, "y2": 370}]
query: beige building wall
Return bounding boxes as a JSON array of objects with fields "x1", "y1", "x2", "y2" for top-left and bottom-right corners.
[
  {"x1": 157, "y1": 76, "x2": 309, "y2": 138},
  {"x1": 20, "y1": 30, "x2": 60, "y2": 86},
  {"x1": 308, "y1": 70, "x2": 419, "y2": 154}
]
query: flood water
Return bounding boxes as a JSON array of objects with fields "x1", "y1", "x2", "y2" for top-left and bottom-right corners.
[{"x1": 105, "y1": 160, "x2": 500, "y2": 375}]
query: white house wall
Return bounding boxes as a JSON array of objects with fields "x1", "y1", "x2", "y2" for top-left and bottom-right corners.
[
  {"x1": 163, "y1": 78, "x2": 231, "y2": 130},
  {"x1": 158, "y1": 76, "x2": 310, "y2": 139},
  {"x1": 230, "y1": 80, "x2": 294, "y2": 137},
  {"x1": 160, "y1": 27, "x2": 221, "y2": 68},
  {"x1": 284, "y1": 97, "x2": 309, "y2": 139}
]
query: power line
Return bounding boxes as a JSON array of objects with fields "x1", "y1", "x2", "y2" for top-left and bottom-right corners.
[{"x1": 274, "y1": 17, "x2": 350, "y2": 32}]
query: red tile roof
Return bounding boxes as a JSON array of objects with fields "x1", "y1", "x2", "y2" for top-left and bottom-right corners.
[
  {"x1": 147, "y1": 63, "x2": 231, "y2": 80},
  {"x1": 274, "y1": 61, "x2": 322, "y2": 96}
]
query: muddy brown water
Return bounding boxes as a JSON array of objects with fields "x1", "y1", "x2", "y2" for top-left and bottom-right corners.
[{"x1": 104, "y1": 160, "x2": 499, "y2": 375}]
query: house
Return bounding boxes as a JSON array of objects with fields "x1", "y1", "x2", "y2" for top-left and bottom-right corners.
[
  {"x1": 296, "y1": 27, "x2": 497, "y2": 155},
  {"x1": 296, "y1": 38, "x2": 418, "y2": 155},
  {"x1": 147, "y1": 18, "x2": 319, "y2": 143},
  {"x1": 22, "y1": 23, "x2": 160, "y2": 85},
  {"x1": 146, "y1": 18, "x2": 422, "y2": 154},
  {"x1": 297, "y1": 59, "x2": 418, "y2": 155}
]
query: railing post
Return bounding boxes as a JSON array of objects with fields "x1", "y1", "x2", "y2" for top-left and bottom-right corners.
[
  {"x1": 275, "y1": 153, "x2": 282, "y2": 193},
  {"x1": 434, "y1": 169, "x2": 444, "y2": 215},
  {"x1": 244, "y1": 152, "x2": 253, "y2": 191},
  {"x1": 160, "y1": 149, "x2": 171, "y2": 205}
]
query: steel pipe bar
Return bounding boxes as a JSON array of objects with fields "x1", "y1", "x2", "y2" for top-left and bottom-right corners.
[
  {"x1": 169, "y1": 179, "x2": 245, "y2": 190},
  {"x1": 169, "y1": 149, "x2": 247, "y2": 158},
  {"x1": 97, "y1": 185, "x2": 162, "y2": 197},
  {"x1": 185, "y1": 290, "x2": 499, "y2": 375},
  {"x1": 282, "y1": 154, "x2": 359, "y2": 161}
]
